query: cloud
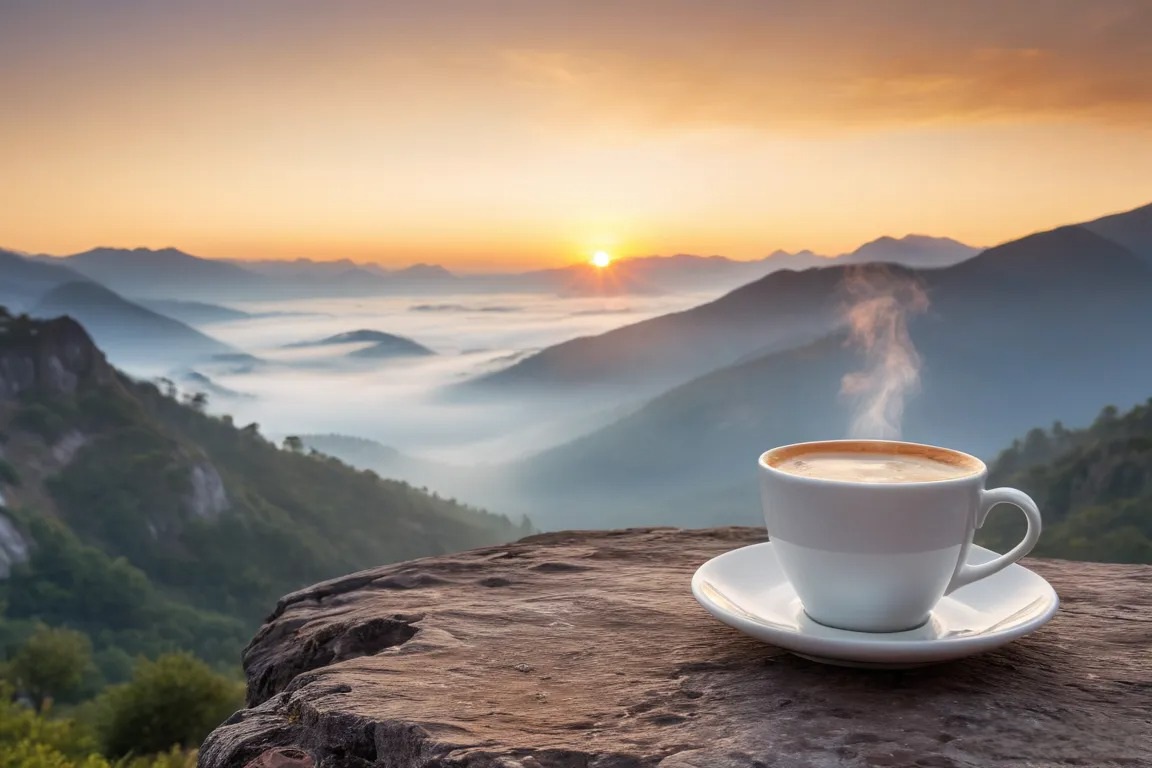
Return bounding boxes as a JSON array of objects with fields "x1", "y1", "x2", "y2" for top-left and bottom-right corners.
[{"x1": 499, "y1": 1, "x2": 1152, "y2": 133}]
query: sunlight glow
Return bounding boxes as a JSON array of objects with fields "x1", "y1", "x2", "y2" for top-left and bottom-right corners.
[{"x1": 591, "y1": 250, "x2": 613, "y2": 268}]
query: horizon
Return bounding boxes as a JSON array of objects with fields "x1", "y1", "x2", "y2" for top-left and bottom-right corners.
[
  {"x1": 3, "y1": 1, "x2": 1152, "y2": 269},
  {"x1": 9, "y1": 198, "x2": 1152, "y2": 272}
]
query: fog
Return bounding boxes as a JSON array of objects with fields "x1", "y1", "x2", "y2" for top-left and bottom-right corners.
[{"x1": 164, "y1": 290, "x2": 715, "y2": 463}]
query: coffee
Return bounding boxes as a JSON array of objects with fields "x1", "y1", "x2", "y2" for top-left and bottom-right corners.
[
  {"x1": 759, "y1": 439, "x2": 1040, "y2": 632},
  {"x1": 775, "y1": 452, "x2": 975, "y2": 483}
]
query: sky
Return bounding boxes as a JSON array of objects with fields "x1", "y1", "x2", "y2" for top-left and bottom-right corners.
[{"x1": 3, "y1": 0, "x2": 1152, "y2": 269}]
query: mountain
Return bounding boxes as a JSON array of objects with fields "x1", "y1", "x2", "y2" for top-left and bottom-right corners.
[
  {"x1": 461, "y1": 206, "x2": 1147, "y2": 400},
  {"x1": 0, "y1": 248, "x2": 91, "y2": 312},
  {"x1": 979, "y1": 398, "x2": 1152, "y2": 563},
  {"x1": 137, "y1": 299, "x2": 252, "y2": 326},
  {"x1": 492, "y1": 237, "x2": 979, "y2": 298},
  {"x1": 227, "y1": 258, "x2": 456, "y2": 296},
  {"x1": 503, "y1": 223, "x2": 1152, "y2": 530},
  {"x1": 0, "y1": 309, "x2": 527, "y2": 684},
  {"x1": 32, "y1": 281, "x2": 238, "y2": 368},
  {"x1": 57, "y1": 247, "x2": 265, "y2": 301},
  {"x1": 286, "y1": 329, "x2": 435, "y2": 358},
  {"x1": 839, "y1": 235, "x2": 980, "y2": 269},
  {"x1": 393, "y1": 263, "x2": 456, "y2": 283},
  {"x1": 459, "y1": 263, "x2": 848, "y2": 398},
  {"x1": 1084, "y1": 201, "x2": 1152, "y2": 265}
]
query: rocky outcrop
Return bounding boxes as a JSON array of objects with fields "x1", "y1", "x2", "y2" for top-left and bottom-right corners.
[
  {"x1": 185, "y1": 461, "x2": 230, "y2": 520},
  {"x1": 0, "y1": 511, "x2": 30, "y2": 578},
  {"x1": 200, "y1": 527, "x2": 1152, "y2": 768},
  {"x1": 0, "y1": 313, "x2": 116, "y2": 399}
]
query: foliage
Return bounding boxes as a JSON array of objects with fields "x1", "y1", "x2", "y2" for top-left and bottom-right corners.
[
  {"x1": 0, "y1": 683, "x2": 196, "y2": 768},
  {"x1": 0, "y1": 310, "x2": 524, "y2": 756},
  {"x1": 96, "y1": 654, "x2": 241, "y2": 758},
  {"x1": 0, "y1": 457, "x2": 18, "y2": 486},
  {"x1": 0, "y1": 512, "x2": 249, "y2": 680},
  {"x1": 12, "y1": 403, "x2": 73, "y2": 443},
  {"x1": 979, "y1": 399, "x2": 1152, "y2": 563},
  {"x1": 5, "y1": 626, "x2": 93, "y2": 711},
  {"x1": 0, "y1": 681, "x2": 101, "y2": 768}
]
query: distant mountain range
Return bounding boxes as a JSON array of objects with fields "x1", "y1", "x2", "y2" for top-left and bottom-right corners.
[
  {"x1": 466, "y1": 235, "x2": 981, "y2": 297},
  {"x1": 13, "y1": 233, "x2": 982, "y2": 303},
  {"x1": 30, "y1": 247, "x2": 458, "y2": 302},
  {"x1": 57, "y1": 247, "x2": 266, "y2": 301},
  {"x1": 468, "y1": 205, "x2": 1152, "y2": 529}
]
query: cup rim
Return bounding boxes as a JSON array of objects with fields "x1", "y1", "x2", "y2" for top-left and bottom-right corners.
[{"x1": 759, "y1": 438, "x2": 987, "y2": 487}]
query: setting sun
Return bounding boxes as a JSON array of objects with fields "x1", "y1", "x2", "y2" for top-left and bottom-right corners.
[{"x1": 591, "y1": 250, "x2": 613, "y2": 268}]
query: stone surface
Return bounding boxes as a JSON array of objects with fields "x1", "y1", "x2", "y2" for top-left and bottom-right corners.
[{"x1": 200, "y1": 527, "x2": 1152, "y2": 768}]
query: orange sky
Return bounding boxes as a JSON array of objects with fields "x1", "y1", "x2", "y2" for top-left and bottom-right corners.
[{"x1": 3, "y1": 0, "x2": 1151, "y2": 269}]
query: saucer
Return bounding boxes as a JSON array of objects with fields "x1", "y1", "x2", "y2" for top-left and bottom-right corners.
[{"x1": 691, "y1": 541, "x2": 1059, "y2": 668}]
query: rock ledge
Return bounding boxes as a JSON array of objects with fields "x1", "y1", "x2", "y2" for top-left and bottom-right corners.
[{"x1": 200, "y1": 527, "x2": 1152, "y2": 768}]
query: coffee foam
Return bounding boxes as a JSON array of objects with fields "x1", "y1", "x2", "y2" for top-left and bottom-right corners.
[{"x1": 764, "y1": 440, "x2": 983, "y2": 484}]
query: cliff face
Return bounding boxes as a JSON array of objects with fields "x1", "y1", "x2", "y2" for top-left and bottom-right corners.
[
  {"x1": 0, "y1": 511, "x2": 29, "y2": 577},
  {"x1": 0, "y1": 312, "x2": 119, "y2": 575},
  {"x1": 201, "y1": 527, "x2": 1152, "y2": 768},
  {"x1": 0, "y1": 309, "x2": 230, "y2": 576},
  {"x1": 0, "y1": 312, "x2": 117, "y2": 399}
]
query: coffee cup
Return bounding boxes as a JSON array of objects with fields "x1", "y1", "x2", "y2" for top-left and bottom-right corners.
[{"x1": 759, "y1": 439, "x2": 1042, "y2": 633}]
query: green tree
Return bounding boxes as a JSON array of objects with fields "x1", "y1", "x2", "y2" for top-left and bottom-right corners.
[
  {"x1": 154, "y1": 378, "x2": 177, "y2": 400},
  {"x1": 281, "y1": 435, "x2": 304, "y2": 453},
  {"x1": 182, "y1": 393, "x2": 208, "y2": 412},
  {"x1": 7, "y1": 626, "x2": 94, "y2": 712},
  {"x1": 0, "y1": 681, "x2": 102, "y2": 768},
  {"x1": 97, "y1": 653, "x2": 241, "y2": 758}
]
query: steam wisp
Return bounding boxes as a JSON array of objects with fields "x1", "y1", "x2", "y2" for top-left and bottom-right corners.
[{"x1": 839, "y1": 266, "x2": 929, "y2": 440}]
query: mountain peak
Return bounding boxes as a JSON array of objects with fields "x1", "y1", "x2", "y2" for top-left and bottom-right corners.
[
  {"x1": 0, "y1": 310, "x2": 118, "y2": 399},
  {"x1": 1083, "y1": 199, "x2": 1152, "y2": 265}
]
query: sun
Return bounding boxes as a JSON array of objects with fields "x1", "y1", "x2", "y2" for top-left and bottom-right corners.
[{"x1": 591, "y1": 250, "x2": 612, "y2": 268}]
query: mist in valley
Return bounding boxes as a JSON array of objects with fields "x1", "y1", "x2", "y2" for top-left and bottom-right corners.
[
  {"x1": 6, "y1": 204, "x2": 1152, "y2": 536},
  {"x1": 146, "y1": 290, "x2": 717, "y2": 464}
]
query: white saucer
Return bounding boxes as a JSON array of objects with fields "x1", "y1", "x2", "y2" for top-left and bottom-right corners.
[{"x1": 691, "y1": 541, "x2": 1059, "y2": 668}]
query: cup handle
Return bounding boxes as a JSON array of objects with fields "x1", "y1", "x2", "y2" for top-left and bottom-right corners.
[{"x1": 945, "y1": 487, "x2": 1042, "y2": 595}]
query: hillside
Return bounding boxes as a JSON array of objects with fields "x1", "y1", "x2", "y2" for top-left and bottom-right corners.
[
  {"x1": 137, "y1": 299, "x2": 252, "y2": 326},
  {"x1": 504, "y1": 225, "x2": 1152, "y2": 530},
  {"x1": 287, "y1": 329, "x2": 435, "y2": 358},
  {"x1": 461, "y1": 265, "x2": 848, "y2": 397},
  {"x1": 33, "y1": 281, "x2": 237, "y2": 368},
  {"x1": 1084, "y1": 201, "x2": 1152, "y2": 264},
  {"x1": 980, "y1": 399, "x2": 1152, "y2": 563},
  {"x1": 0, "y1": 309, "x2": 528, "y2": 684}
]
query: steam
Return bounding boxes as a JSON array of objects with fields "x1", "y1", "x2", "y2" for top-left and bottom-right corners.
[{"x1": 839, "y1": 266, "x2": 929, "y2": 440}]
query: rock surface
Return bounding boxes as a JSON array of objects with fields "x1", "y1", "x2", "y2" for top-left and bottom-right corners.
[
  {"x1": 0, "y1": 314, "x2": 116, "y2": 398},
  {"x1": 200, "y1": 527, "x2": 1152, "y2": 768}
]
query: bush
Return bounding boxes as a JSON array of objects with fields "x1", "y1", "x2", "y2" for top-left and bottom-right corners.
[
  {"x1": 97, "y1": 653, "x2": 241, "y2": 758},
  {"x1": 6, "y1": 626, "x2": 94, "y2": 711},
  {"x1": 0, "y1": 682, "x2": 102, "y2": 768},
  {"x1": 0, "y1": 682, "x2": 197, "y2": 768}
]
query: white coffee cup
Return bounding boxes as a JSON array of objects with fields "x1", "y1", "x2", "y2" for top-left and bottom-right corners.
[{"x1": 759, "y1": 439, "x2": 1042, "y2": 633}]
